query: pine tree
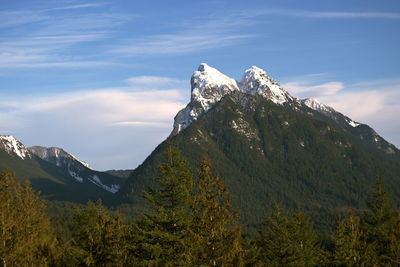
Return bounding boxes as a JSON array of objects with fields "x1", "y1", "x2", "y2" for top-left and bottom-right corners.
[
  {"x1": 0, "y1": 169, "x2": 56, "y2": 267},
  {"x1": 332, "y1": 212, "x2": 374, "y2": 266},
  {"x1": 71, "y1": 200, "x2": 129, "y2": 267},
  {"x1": 363, "y1": 178, "x2": 400, "y2": 265},
  {"x1": 256, "y1": 204, "x2": 324, "y2": 266},
  {"x1": 131, "y1": 146, "x2": 194, "y2": 266},
  {"x1": 192, "y1": 156, "x2": 243, "y2": 267}
]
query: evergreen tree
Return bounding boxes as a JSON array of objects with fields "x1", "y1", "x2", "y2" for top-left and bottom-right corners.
[
  {"x1": 362, "y1": 178, "x2": 400, "y2": 265},
  {"x1": 192, "y1": 156, "x2": 243, "y2": 266},
  {"x1": 332, "y1": 212, "x2": 374, "y2": 266},
  {"x1": 131, "y1": 146, "x2": 194, "y2": 266},
  {"x1": 256, "y1": 204, "x2": 324, "y2": 266},
  {"x1": 0, "y1": 169, "x2": 56, "y2": 267},
  {"x1": 70, "y1": 200, "x2": 128, "y2": 267}
]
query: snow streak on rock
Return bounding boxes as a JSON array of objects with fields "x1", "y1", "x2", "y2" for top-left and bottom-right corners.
[{"x1": 0, "y1": 135, "x2": 31, "y2": 160}]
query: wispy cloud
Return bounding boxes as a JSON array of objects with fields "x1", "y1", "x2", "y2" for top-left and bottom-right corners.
[
  {"x1": 251, "y1": 9, "x2": 400, "y2": 20},
  {"x1": 113, "y1": 32, "x2": 252, "y2": 56},
  {"x1": 0, "y1": 3, "x2": 131, "y2": 69},
  {"x1": 283, "y1": 81, "x2": 344, "y2": 97},
  {"x1": 112, "y1": 14, "x2": 254, "y2": 56},
  {"x1": 112, "y1": 121, "x2": 171, "y2": 127},
  {"x1": 44, "y1": 3, "x2": 107, "y2": 12},
  {"x1": 0, "y1": 10, "x2": 46, "y2": 28},
  {"x1": 125, "y1": 76, "x2": 186, "y2": 89}
]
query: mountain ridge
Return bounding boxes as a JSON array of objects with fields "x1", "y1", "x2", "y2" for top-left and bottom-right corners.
[
  {"x1": 120, "y1": 63, "x2": 400, "y2": 227},
  {"x1": 171, "y1": 64, "x2": 398, "y2": 156}
]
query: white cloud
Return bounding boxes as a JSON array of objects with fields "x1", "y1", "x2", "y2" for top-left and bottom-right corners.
[
  {"x1": 112, "y1": 121, "x2": 171, "y2": 127},
  {"x1": 44, "y1": 3, "x2": 107, "y2": 12},
  {"x1": 112, "y1": 14, "x2": 254, "y2": 56},
  {"x1": 251, "y1": 9, "x2": 400, "y2": 20},
  {"x1": 125, "y1": 76, "x2": 186, "y2": 88},
  {"x1": 0, "y1": 3, "x2": 131, "y2": 69},
  {"x1": 0, "y1": 88, "x2": 187, "y2": 170},
  {"x1": 282, "y1": 81, "x2": 344, "y2": 97},
  {"x1": 112, "y1": 32, "x2": 252, "y2": 56}
]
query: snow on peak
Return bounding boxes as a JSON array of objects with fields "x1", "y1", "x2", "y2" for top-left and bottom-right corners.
[
  {"x1": 191, "y1": 63, "x2": 239, "y2": 110},
  {"x1": 172, "y1": 64, "x2": 296, "y2": 136},
  {"x1": 239, "y1": 66, "x2": 293, "y2": 104},
  {"x1": 171, "y1": 64, "x2": 239, "y2": 136},
  {"x1": 0, "y1": 135, "x2": 31, "y2": 160}
]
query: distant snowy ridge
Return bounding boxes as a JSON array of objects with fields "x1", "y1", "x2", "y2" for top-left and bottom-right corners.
[
  {"x1": 0, "y1": 135, "x2": 31, "y2": 160},
  {"x1": 1, "y1": 137, "x2": 123, "y2": 194},
  {"x1": 171, "y1": 63, "x2": 358, "y2": 136},
  {"x1": 28, "y1": 145, "x2": 121, "y2": 193},
  {"x1": 28, "y1": 146, "x2": 91, "y2": 169}
]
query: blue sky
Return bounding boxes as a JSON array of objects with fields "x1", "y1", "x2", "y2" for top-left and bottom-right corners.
[{"x1": 1, "y1": 0, "x2": 399, "y2": 170}]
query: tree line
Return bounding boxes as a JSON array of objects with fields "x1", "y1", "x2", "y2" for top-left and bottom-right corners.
[{"x1": 1, "y1": 147, "x2": 399, "y2": 266}]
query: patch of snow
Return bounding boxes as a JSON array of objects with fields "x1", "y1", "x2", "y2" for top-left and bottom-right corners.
[
  {"x1": 302, "y1": 98, "x2": 333, "y2": 114},
  {"x1": 347, "y1": 119, "x2": 360, "y2": 128},
  {"x1": 386, "y1": 147, "x2": 395, "y2": 154},
  {"x1": 88, "y1": 174, "x2": 120, "y2": 194},
  {"x1": 0, "y1": 135, "x2": 31, "y2": 160},
  {"x1": 230, "y1": 119, "x2": 259, "y2": 140},
  {"x1": 68, "y1": 170, "x2": 83, "y2": 183}
]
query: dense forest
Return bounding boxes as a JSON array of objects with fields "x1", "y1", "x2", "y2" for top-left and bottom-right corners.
[{"x1": 1, "y1": 147, "x2": 399, "y2": 266}]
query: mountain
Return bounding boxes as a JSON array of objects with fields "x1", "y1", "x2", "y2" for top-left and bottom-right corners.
[
  {"x1": 28, "y1": 146, "x2": 123, "y2": 193},
  {"x1": 0, "y1": 136, "x2": 124, "y2": 202},
  {"x1": 119, "y1": 64, "x2": 400, "y2": 227}
]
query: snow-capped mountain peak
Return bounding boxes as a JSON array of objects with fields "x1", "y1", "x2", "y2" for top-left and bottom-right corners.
[
  {"x1": 171, "y1": 64, "x2": 297, "y2": 136},
  {"x1": 171, "y1": 63, "x2": 368, "y2": 136},
  {"x1": 191, "y1": 63, "x2": 239, "y2": 110},
  {"x1": 0, "y1": 135, "x2": 31, "y2": 160},
  {"x1": 171, "y1": 64, "x2": 239, "y2": 136},
  {"x1": 239, "y1": 66, "x2": 293, "y2": 104}
]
